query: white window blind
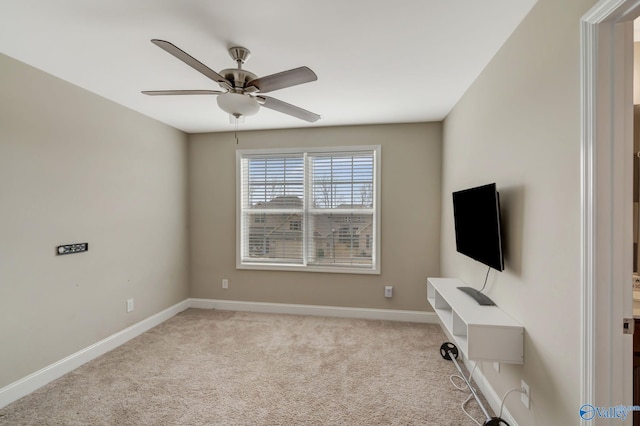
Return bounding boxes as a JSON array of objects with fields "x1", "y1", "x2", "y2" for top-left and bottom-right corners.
[
  {"x1": 306, "y1": 151, "x2": 375, "y2": 268},
  {"x1": 237, "y1": 146, "x2": 380, "y2": 274},
  {"x1": 240, "y1": 154, "x2": 305, "y2": 264}
]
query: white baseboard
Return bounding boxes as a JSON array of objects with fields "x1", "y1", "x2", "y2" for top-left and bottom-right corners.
[
  {"x1": 0, "y1": 299, "x2": 190, "y2": 409},
  {"x1": 0, "y1": 298, "x2": 436, "y2": 410},
  {"x1": 189, "y1": 298, "x2": 438, "y2": 323}
]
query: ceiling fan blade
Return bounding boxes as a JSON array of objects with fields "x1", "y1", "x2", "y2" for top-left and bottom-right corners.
[
  {"x1": 248, "y1": 66, "x2": 317, "y2": 93},
  {"x1": 141, "y1": 90, "x2": 224, "y2": 96},
  {"x1": 258, "y1": 95, "x2": 321, "y2": 122},
  {"x1": 151, "y1": 39, "x2": 232, "y2": 90}
]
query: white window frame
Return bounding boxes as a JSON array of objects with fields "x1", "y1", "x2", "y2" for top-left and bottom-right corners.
[{"x1": 236, "y1": 145, "x2": 381, "y2": 274}]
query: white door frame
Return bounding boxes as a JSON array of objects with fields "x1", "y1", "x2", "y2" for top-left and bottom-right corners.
[{"x1": 581, "y1": 0, "x2": 636, "y2": 424}]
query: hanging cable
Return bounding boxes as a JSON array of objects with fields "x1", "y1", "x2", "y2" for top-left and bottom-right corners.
[
  {"x1": 449, "y1": 361, "x2": 481, "y2": 424},
  {"x1": 478, "y1": 266, "x2": 491, "y2": 293},
  {"x1": 461, "y1": 393, "x2": 482, "y2": 426},
  {"x1": 450, "y1": 361, "x2": 477, "y2": 391},
  {"x1": 498, "y1": 387, "x2": 526, "y2": 420}
]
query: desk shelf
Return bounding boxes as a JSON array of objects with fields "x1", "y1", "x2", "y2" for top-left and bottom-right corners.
[{"x1": 427, "y1": 277, "x2": 524, "y2": 364}]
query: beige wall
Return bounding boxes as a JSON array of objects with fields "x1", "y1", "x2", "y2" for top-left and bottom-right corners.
[
  {"x1": 0, "y1": 53, "x2": 190, "y2": 388},
  {"x1": 441, "y1": 0, "x2": 597, "y2": 424},
  {"x1": 189, "y1": 123, "x2": 441, "y2": 311}
]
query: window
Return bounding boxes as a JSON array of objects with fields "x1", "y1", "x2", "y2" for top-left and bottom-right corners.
[{"x1": 237, "y1": 146, "x2": 380, "y2": 274}]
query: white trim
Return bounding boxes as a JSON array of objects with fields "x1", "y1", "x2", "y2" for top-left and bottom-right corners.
[
  {"x1": 188, "y1": 298, "x2": 437, "y2": 323},
  {"x1": 235, "y1": 263, "x2": 381, "y2": 275},
  {"x1": 236, "y1": 145, "x2": 382, "y2": 156},
  {"x1": 236, "y1": 145, "x2": 382, "y2": 275},
  {"x1": 581, "y1": 0, "x2": 638, "y2": 423},
  {"x1": 0, "y1": 300, "x2": 190, "y2": 409},
  {"x1": 579, "y1": 6, "x2": 598, "y2": 413}
]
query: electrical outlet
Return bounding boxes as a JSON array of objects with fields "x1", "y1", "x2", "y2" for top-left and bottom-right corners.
[
  {"x1": 126, "y1": 298, "x2": 134, "y2": 313},
  {"x1": 521, "y1": 380, "x2": 530, "y2": 409},
  {"x1": 222, "y1": 279, "x2": 228, "y2": 289},
  {"x1": 384, "y1": 285, "x2": 393, "y2": 298},
  {"x1": 493, "y1": 362, "x2": 500, "y2": 373}
]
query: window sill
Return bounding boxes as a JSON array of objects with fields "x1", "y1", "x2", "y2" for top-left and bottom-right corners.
[{"x1": 236, "y1": 262, "x2": 381, "y2": 275}]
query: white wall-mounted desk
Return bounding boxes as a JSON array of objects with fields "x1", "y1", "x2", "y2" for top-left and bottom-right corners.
[{"x1": 427, "y1": 277, "x2": 524, "y2": 364}]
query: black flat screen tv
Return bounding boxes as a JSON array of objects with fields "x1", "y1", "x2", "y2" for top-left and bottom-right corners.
[{"x1": 452, "y1": 183, "x2": 504, "y2": 272}]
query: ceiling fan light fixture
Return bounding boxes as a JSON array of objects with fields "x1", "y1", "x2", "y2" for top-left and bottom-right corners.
[{"x1": 217, "y1": 92, "x2": 260, "y2": 118}]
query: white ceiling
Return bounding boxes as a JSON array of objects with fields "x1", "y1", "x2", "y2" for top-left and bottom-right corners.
[{"x1": 0, "y1": 1, "x2": 536, "y2": 134}]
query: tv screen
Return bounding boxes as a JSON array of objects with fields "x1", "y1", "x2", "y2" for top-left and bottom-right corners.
[{"x1": 452, "y1": 183, "x2": 504, "y2": 271}]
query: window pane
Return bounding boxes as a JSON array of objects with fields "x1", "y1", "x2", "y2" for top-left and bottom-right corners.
[
  {"x1": 246, "y1": 156, "x2": 304, "y2": 208},
  {"x1": 245, "y1": 212, "x2": 303, "y2": 263},
  {"x1": 308, "y1": 212, "x2": 374, "y2": 267},
  {"x1": 310, "y1": 154, "x2": 374, "y2": 209}
]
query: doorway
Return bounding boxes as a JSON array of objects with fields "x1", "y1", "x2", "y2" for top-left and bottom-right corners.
[{"x1": 581, "y1": 1, "x2": 637, "y2": 423}]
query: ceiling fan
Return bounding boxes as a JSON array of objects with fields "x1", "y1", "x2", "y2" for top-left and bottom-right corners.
[{"x1": 142, "y1": 39, "x2": 321, "y2": 123}]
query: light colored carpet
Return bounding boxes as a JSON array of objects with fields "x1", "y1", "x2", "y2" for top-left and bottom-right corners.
[{"x1": 0, "y1": 309, "x2": 493, "y2": 425}]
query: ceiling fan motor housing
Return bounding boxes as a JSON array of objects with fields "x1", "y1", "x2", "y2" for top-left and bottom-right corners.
[
  {"x1": 222, "y1": 46, "x2": 258, "y2": 91},
  {"x1": 219, "y1": 69, "x2": 258, "y2": 91}
]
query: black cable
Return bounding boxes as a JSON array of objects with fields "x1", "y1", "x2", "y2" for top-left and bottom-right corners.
[{"x1": 478, "y1": 266, "x2": 491, "y2": 292}]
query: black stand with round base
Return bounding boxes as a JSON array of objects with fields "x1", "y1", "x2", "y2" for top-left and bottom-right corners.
[{"x1": 439, "y1": 342, "x2": 510, "y2": 426}]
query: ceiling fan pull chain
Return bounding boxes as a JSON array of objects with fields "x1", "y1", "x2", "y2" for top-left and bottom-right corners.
[{"x1": 234, "y1": 117, "x2": 239, "y2": 144}]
